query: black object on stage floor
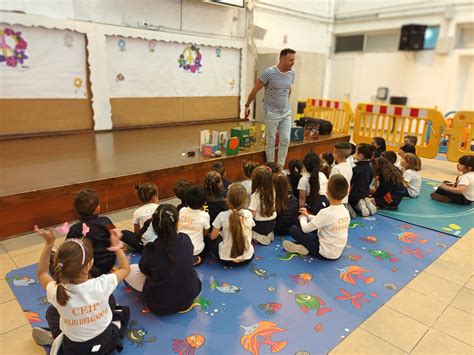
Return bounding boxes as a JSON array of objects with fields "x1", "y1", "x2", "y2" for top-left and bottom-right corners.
[{"x1": 296, "y1": 117, "x2": 333, "y2": 135}]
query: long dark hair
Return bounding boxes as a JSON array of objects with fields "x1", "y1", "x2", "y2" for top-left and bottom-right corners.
[
  {"x1": 226, "y1": 184, "x2": 249, "y2": 258},
  {"x1": 135, "y1": 183, "x2": 158, "y2": 204},
  {"x1": 374, "y1": 157, "x2": 404, "y2": 185},
  {"x1": 251, "y1": 166, "x2": 275, "y2": 217},
  {"x1": 53, "y1": 238, "x2": 93, "y2": 306},
  {"x1": 204, "y1": 170, "x2": 225, "y2": 202},
  {"x1": 288, "y1": 159, "x2": 303, "y2": 195},
  {"x1": 152, "y1": 204, "x2": 178, "y2": 263},
  {"x1": 303, "y1": 153, "x2": 322, "y2": 205},
  {"x1": 273, "y1": 173, "x2": 289, "y2": 214}
]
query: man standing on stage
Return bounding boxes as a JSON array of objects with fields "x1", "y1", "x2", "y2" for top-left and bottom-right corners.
[{"x1": 244, "y1": 48, "x2": 296, "y2": 168}]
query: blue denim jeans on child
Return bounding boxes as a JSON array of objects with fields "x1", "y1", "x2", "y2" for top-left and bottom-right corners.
[{"x1": 264, "y1": 109, "x2": 291, "y2": 167}]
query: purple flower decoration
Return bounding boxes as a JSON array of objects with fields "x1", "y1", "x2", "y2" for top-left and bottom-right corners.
[
  {"x1": 16, "y1": 40, "x2": 27, "y2": 50},
  {"x1": 14, "y1": 50, "x2": 28, "y2": 64},
  {"x1": 6, "y1": 56, "x2": 17, "y2": 67},
  {"x1": 5, "y1": 28, "x2": 13, "y2": 35}
]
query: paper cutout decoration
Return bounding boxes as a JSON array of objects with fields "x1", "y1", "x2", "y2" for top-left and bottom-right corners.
[
  {"x1": 229, "y1": 79, "x2": 236, "y2": 89},
  {"x1": 0, "y1": 27, "x2": 29, "y2": 67},
  {"x1": 73, "y1": 77, "x2": 83, "y2": 89},
  {"x1": 200, "y1": 130, "x2": 219, "y2": 152},
  {"x1": 178, "y1": 45, "x2": 202, "y2": 73},
  {"x1": 203, "y1": 144, "x2": 219, "y2": 157},
  {"x1": 226, "y1": 136, "x2": 239, "y2": 156},
  {"x1": 149, "y1": 40, "x2": 157, "y2": 52},
  {"x1": 216, "y1": 47, "x2": 222, "y2": 57},
  {"x1": 231, "y1": 126, "x2": 251, "y2": 148},
  {"x1": 117, "y1": 39, "x2": 126, "y2": 51}
]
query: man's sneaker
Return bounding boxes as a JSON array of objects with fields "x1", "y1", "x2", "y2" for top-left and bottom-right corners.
[
  {"x1": 364, "y1": 197, "x2": 377, "y2": 215},
  {"x1": 252, "y1": 231, "x2": 271, "y2": 245},
  {"x1": 268, "y1": 232, "x2": 275, "y2": 242},
  {"x1": 32, "y1": 327, "x2": 54, "y2": 346},
  {"x1": 282, "y1": 240, "x2": 309, "y2": 256},
  {"x1": 193, "y1": 256, "x2": 202, "y2": 266},
  {"x1": 344, "y1": 203, "x2": 357, "y2": 219},
  {"x1": 356, "y1": 199, "x2": 369, "y2": 217}
]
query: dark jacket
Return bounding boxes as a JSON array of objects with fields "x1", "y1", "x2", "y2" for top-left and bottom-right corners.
[
  {"x1": 349, "y1": 160, "x2": 374, "y2": 206},
  {"x1": 139, "y1": 233, "x2": 202, "y2": 315},
  {"x1": 67, "y1": 215, "x2": 115, "y2": 276},
  {"x1": 373, "y1": 176, "x2": 405, "y2": 209},
  {"x1": 275, "y1": 194, "x2": 299, "y2": 235}
]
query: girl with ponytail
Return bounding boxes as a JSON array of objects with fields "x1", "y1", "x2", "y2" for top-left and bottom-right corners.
[
  {"x1": 33, "y1": 226, "x2": 130, "y2": 353},
  {"x1": 297, "y1": 152, "x2": 329, "y2": 215},
  {"x1": 125, "y1": 204, "x2": 202, "y2": 315},
  {"x1": 208, "y1": 184, "x2": 255, "y2": 265}
]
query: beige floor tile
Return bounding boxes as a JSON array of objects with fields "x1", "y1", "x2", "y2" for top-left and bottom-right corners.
[
  {"x1": 1, "y1": 232, "x2": 44, "y2": 258},
  {"x1": 452, "y1": 236, "x2": 474, "y2": 254},
  {"x1": 406, "y1": 272, "x2": 464, "y2": 304},
  {"x1": 0, "y1": 257, "x2": 17, "y2": 280},
  {"x1": 386, "y1": 287, "x2": 447, "y2": 326},
  {"x1": 0, "y1": 244, "x2": 9, "y2": 261},
  {"x1": 466, "y1": 276, "x2": 474, "y2": 290},
  {"x1": 412, "y1": 328, "x2": 473, "y2": 355},
  {"x1": 0, "y1": 324, "x2": 43, "y2": 354},
  {"x1": 0, "y1": 299, "x2": 28, "y2": 334},
  {"x1": 0, "y1": 279, "x2": 15, "y2": 304},
  {"x1": 330, "y1": 327, "x2": 406, "y2": 354},
  {"x1": 434, "y1": 306, "x2": 474, "y2": 345},
  {"x1": 423, "y1": 258, "x2": 474, "y2": 286},
  {"x1": 12, "y1": 249, "x2": 42, "y2": 269},
  {"x1": 440, "y1": 247, "x2": 474, "y2": 271},
  {"x1": 360, "y1": 306, "x2": 428, "y2": 352},
  {"x1": 109, "y1": 208, "x2": 135, "y2": 223},
  {"x1": 451, "y1": 288, "x2": 474, "y2": 315}
]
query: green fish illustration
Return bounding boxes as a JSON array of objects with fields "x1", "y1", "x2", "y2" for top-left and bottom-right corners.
[
  {"x1": 369, "y1": 249, "x2": 400, "y2": 263},
  {"x1": 294, "y1": 294, "x2": 332, "y2": 316}
]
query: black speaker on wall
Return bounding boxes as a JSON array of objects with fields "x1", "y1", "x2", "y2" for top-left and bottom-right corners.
[{"x1": 399, "y1": 24, "x2": 427, "y2": 51}]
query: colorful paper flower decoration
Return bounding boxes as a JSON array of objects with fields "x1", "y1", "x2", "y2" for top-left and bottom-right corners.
[
  {"x1": 73, "y1": 77, "x2": 83, "y2": 89},
  {"x1": 0, "y1": 27, "x2": 29, "y2": 67},
  {"x1": 117, "y1": 39, "x2": 127, "y2": 51},
  {"x1": 178, "y1": 45, "x2": 202, "y2": 73}
]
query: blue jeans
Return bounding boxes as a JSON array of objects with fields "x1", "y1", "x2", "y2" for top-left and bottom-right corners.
[{"x1": 264, "y1": 109, "x2": 291, "y2": 167}]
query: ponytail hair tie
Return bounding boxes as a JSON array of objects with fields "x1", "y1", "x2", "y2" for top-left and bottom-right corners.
[{"x1": 57, "y1": 262, "x2": 64, "y2": 269}]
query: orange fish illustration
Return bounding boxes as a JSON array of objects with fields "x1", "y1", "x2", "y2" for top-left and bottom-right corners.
[
  {"x1": 396, "y1": 232, "x2": 427, "y2": 244},
  {"x1": 240, "y1": 321, "x2": 287, "y2": 355},
  {"x1": 336, "y1": 265, "x2": 375, "y2": 285},
  {"x1": 289, "y1": 272, "x2": 313, "y2": 286},
  {"x1": 172, "y1": 334, "x2": 205, "y2": 355},
  {"x1": 314, "y1": 323, "x2": 323, "y2": 333},
  {"x1": 25, "y1": 310, "x2": 42, "y2": 323},
  {"x1": 360, "y1": 236, "x2": 378, "y2": 244}
]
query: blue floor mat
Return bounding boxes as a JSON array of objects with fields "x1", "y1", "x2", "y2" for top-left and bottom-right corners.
[
  {"x1": 377, "y1": 179, "x2": 474, "y2": 237},
  {"x1": 7, "y1": 215, "x2": 457, "y2": 355}
]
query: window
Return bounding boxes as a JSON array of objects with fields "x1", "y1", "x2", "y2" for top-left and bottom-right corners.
[
  {"x1": 335, "y1": 35, "x2": 364, "y2": 53},
  {"x1": 365, "y1": 31, "x2": 400, "y2": 52},
  {"x1": 423, "y1": 26, "x2": 440, "y2": 50}
]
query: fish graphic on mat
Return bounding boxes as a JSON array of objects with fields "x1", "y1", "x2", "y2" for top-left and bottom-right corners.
[
  {"x1": 395, "y1": 232, "x2": 427, "y2": 244},
  {"x1": 294, "y1": 294, "x2": 332, "y2": 316},
  {"x1": 240, "y1": 321, "x2": 287, "y2": 355},
  {"x1": 336, "y1": 265, "x2": 375, "y2": 285},
  {"x1": 369, "y1": 249, "x2": 400, "y2": 263},
  {"x1": 335, "y1": 289, "x2": 370, "y2": 309}
]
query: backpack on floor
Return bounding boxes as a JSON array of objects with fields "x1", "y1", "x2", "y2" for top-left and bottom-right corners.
[{"x1": 296, "y1": 117, "x2": 333, "y2": 135}]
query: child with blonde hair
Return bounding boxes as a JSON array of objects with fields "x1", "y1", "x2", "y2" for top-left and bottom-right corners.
[{"x1": 401, "y1": 153, "x2": 422, "y2": 197}]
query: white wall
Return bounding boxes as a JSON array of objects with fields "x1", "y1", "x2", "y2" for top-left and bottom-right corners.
[{"x1": 329, "y1": 0, "x2": 474, "y2": 112}]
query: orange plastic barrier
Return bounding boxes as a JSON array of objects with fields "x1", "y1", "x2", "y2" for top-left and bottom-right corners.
[
  {"x1": 353, "y1": 103, "x2": 446, "y2": 159},
  {"x1": 445, "y1": 111, "x2": 473, "y2": 162},
  {"x1": 303, "y1": 98, "x2": 353, "y2": 134}
]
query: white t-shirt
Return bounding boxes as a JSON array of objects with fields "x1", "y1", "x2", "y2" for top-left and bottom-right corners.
[
  {"x1": 297, "y1": 172, "x2": 328, "y2": 197},
  {"x1": 403, "y1": 169, "x2": 422, "y2": 197},
  {"x1": 178, "y1": 207, "x2": 210, "y2": 255},
  {"x1": 458, "y1": 172, "x2": 474, "y2": 201},
  {"x1": 132, "y1": 203, "x2": 159, "y2": 228},
  {"x1": 241, "y1": 179, "x2": 252, "y2": 197},
  {"x1": 212, "y1": 209, "x2": 255, "y2": 261},
  {"x1": 140, "y1": 222, "x2": 157, "y2": 245},
  {"x1": 347, "y1": 155, "x2": 356, "y2": 168},
  {"x1": 46, "y1": 274, "x2": 118, "y2": 342},
  {"x1": 299, "y1": 204, "x2": 350, "y2": 259},
  {"x1": 249, "y1": 191, "x2": 277, "y2": 221},
  {"x1": 330, "y1": 162, "x2": 353, "y2": 203}
]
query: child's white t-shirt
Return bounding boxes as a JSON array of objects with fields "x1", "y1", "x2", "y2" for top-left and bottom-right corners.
[
  {"x1": 458, "y1": 171, "x2": 474, "y2": 201},
  {"x1": 297, "y1": 172, "x2": 328, "y2": 197},
  {"x1": 241, "y1": 179, "x2": 252, "y2": 197},
  {"x1": 140, "y1": 222, "x2": 157, "y2": 245},
  {"x1": 330, "y1": 162, "x2": 353, "y2": 203},
  {"x1": 299, "y1": 204, "x2": 350, "y2": 259},
  {"x1": 46, "y1": 274, "x2": 118, "y2": 342},
  {"x1": 403, "y1": 169, "x2": 422, "y2": 197},
  {"x1": 178, "y1": 207, "x2": 210, "y2": 255},
  {"x1": 249, "y1": 191, "x2": 277, "y2": 221},
  {"x1": 347, "y1": 155, "x2": 356, "y2": 168},
  {"x1": 132, "y1": 203, "x2": 159, "y2": 228},
  {"x1": 212, "y1": 209, "x2": 255, "y2": 261}
]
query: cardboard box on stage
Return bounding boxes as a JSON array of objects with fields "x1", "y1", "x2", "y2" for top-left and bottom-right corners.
[
  {"x1": 226, "y1": 136, "x2": 239, "y2": 156},
  {"x1": 203, "y1": 144, "x2": 219, "y2": 157},
  {"x1": 200, "y1": 130, "x2": 219, "y2": 152},
  {"x1": 290, "y1": 126, "x2": 304, "y2": 142},
  {"x1": 231, "y1": 126, "x2": 251, "y2": 147}
]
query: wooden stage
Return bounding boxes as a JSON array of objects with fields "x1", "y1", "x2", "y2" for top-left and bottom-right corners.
[{"x1": 0, "y1": 120, "x2": 349, "y2": 239}]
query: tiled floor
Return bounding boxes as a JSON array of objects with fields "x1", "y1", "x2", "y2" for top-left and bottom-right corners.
[{"x1": 0, "y1": 157, "x2": 473, "y2": 354}]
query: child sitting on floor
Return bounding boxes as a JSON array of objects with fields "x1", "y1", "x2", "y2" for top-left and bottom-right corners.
[
  {"x1": 395, "y1": 143, "x2": 416, "y2": 170},
  {"x1": 285, "y1": 174, "x2": 350, "y2": 259},
  {"x1": 208, "y1": 184, "x2": 255, "y2": 265},
  {"x1": 431, "y1": 155, "x2": 474, "y2": 205},
  {"x1": 349, "y1": 144, "x2": 376, "y2": 217},
  {"x1": 67, "y1": 189, "x2": 135, "y2": 276},
  {"x1": 241, "y1": 161, "x2": 258, "y2": 197},
  {"x1": 381, "y1": 151, "x2": 397, "y2": 165},
  {"x1": 203, "y1": 170, "x2": 228, "y2": 227},
  {"x1": 287, "y1": 159, "x2": 303, "y2": 198},
  {"x1": 32, "y1": 226, "x2": 130, "y2": 352},
  {"x1": 372, "y1": 137, "x2": 386, "y2": 158},
  {"x1": 404, "y1": 135, "x2": 418, "y2": 146},
  {"x1": 174, "y1": 178, "x2": 190, "y2": 211},
  {"x1": 273, "y1": 173, "x2": 299, "y2": 236},
  {"x1": 125, "y1": 205, "x2": 202, "y2": 315},
  {"x1": 249, "y1": 166, "x2": 277, "y2": 245},
  {"x1": 178, "y1": 186, "x2": 210, "y2": 265},
  {"x1": 212, "y1": 161, "x2": 231, "y2": 191},
  {"x1": 330, "y1": 142, "x2": 355, "y2": 218},
  {"x1": 320, "y1": 152, "x2": 334, "y2": 179},
  {"x1": 401, "y1": 153, "x2": 422, "y2": 197},
  {"x1": 370, "y1": 157, "x2": 406, "y2": 210},
  {"x1": 297, "y1": 152, "x2": 329, "y2": 213}
]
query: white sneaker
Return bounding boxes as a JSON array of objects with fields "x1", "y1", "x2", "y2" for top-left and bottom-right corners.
[
  {"x1": 32, "y1": 327, "x2": 54, "y2": 346},
  {"x1": 364, "y1": 198, "x2": 377, "y2": 215},
  {"x1": 282, "y1": 240, "x2": 309, "y2": 256},
  {"x1": 252, "y1": 231, "x2": 271, "y2": 245},
  {"x1": 268, "y1": 232, "x2": 275, "y2": 242},
  {"x1": 356, "y1": 199, "x2": 369, "y2": 217}
]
